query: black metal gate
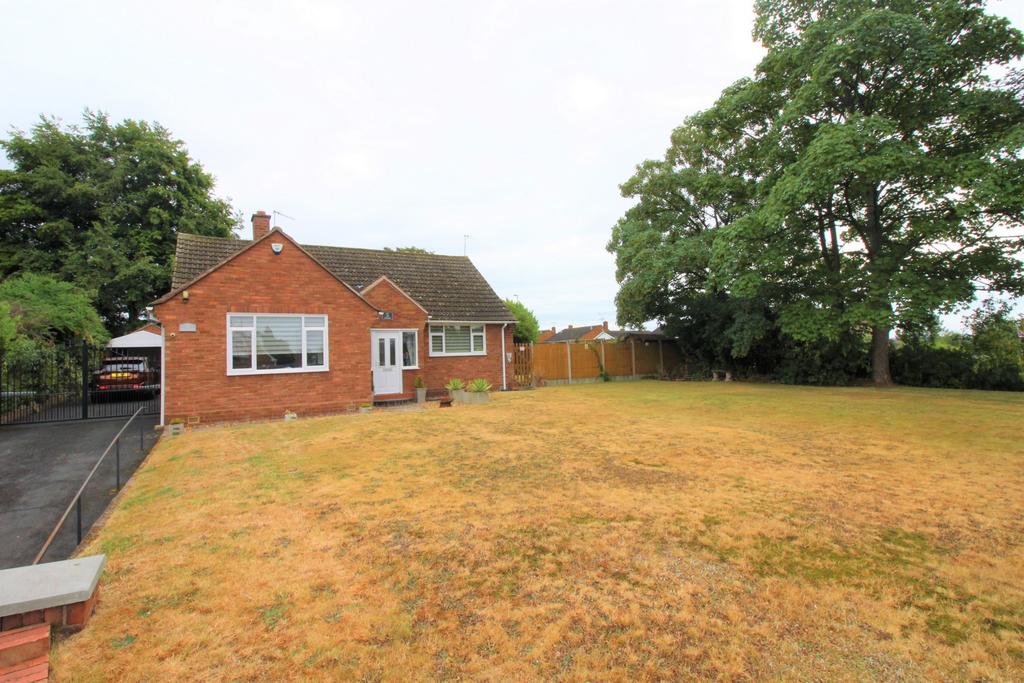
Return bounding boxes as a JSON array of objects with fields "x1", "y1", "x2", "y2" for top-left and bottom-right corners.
[{"x1": 0, "y1": 340, "x2": 160, "y2": 426}]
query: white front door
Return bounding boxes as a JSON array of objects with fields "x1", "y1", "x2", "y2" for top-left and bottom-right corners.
[{"x1": 371, "y1": 331, "x2": 403, "y2": 395}]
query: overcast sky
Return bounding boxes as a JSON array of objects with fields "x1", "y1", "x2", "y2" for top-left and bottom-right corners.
[{"x1": 3, "y1": 1, "x2": 1022, "y2": 332}]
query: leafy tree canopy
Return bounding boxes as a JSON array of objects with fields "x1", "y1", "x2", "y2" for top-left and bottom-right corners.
[
  {"x1": 383, "y1": 246, "x2": 435, "y2": 254},
  {"x1": 0, "y1": 272, "x2": 107, "y2": 347},
  {"x1": 610, "y1": 0, "x2": 1024, "y2": 384},
  {"x1": 503, "y1": 299, "x2": 540, "y2": 343},
  {"x1": 0, "y1": 110, "x2": 237, "y2": 334}
]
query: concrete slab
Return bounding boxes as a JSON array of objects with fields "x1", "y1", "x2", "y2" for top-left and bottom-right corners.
[{"x1": 0, "y1": 555, "x2": 105, "y2": 617}]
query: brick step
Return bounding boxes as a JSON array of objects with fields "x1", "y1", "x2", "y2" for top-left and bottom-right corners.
[
  {"x1": 0, "y1": 655, "x2": 48, "y2": 683},
  {"x1": 0, "y1": 625, "x2": 49, "y2": 682}
]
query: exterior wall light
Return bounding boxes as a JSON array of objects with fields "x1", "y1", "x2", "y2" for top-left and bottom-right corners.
[
  {"x1": 182, "y1": 290, "x2": 190, "y2": 302},
  {"x1": 271, "y1": 243, "x2": 284, "y2": 254}
]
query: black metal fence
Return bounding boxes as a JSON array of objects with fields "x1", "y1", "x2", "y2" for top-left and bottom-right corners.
[
  {"x1": 0, "y1": 340, "x2": 159, "y2": 426},
  {"x1": 33, "y1": 408, "x2": 158, "y2": 565}
]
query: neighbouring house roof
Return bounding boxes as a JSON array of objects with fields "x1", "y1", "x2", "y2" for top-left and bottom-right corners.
[
  {"x1": 166, "y1": 232, "x2": 516, "y2": 323},
  {"x1": 545, "y1": 325, "x2": 605, "y2": 343},
  {"x1": 544, "y1": 324, "x2": 673, "y2": 344}
]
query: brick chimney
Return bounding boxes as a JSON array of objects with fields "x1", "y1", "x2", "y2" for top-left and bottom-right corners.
[
  {"x1": 252, "y1": 210, "x2": 271, "y2": 240},
  {"x1": 602, "y1": 320, "x2": 609, "y2": 331}
]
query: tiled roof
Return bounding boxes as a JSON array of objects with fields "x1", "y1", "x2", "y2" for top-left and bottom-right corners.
[
  {"x1": 167, "y1": 233, "x2": 515, "y2": 322},
  {"x1": 545, "y1": 325, "x2": 603, "y2": 343}
]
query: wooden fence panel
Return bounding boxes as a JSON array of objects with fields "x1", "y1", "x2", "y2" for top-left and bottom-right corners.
[
  {"x1": 569, "y1": 343, "x2": 602, "y2": 380},
  {"x1": 635, "y1": 342, "x2": 661, "y2": 375},
  {"x1": 526, "y1": 340, "x2": 685, "y2": 384},
  {"x1": 662, "y1": 342, "x2": 683, "y2": 371},
  {"x1": 603, "y1": 343, "x2": 634, "y2": 377},
  {"x1": 533, "y1": 343, "x2": 568, "y2": 381},
  {"x1": 511, "y1": 343, "x2": 534, "y2": 386}
]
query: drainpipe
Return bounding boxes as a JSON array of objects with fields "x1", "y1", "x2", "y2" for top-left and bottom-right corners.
[
  {"x1": 501, "y1": 323, "x2": 508, "y2": 391},
  {"x1": 157, "y1": 317, "x2": 165, "y2": 427}
]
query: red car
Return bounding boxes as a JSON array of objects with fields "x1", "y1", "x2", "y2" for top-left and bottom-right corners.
[{"x1": 91, "y1": 357, "x2": 159, "y2": 395}]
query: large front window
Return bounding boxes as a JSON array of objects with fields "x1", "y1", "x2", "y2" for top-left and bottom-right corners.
[
  {"x1": 428, "y1": 324, "x2": 485, "y2": 356},
  {"x1": 227, "y1": 314, "x2": 328, "y2": 375}
]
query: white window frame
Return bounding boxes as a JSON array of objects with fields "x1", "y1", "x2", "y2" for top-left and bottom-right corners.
[
  {"x1": 226, "y1": 313, "x2": 329, "y2": 376},
  {"x1": 373, "y1": 328, "x2": 419, "y2": 369},
  {"x1": 428, "y1": 324, "x2": 487, "y2": 357}
]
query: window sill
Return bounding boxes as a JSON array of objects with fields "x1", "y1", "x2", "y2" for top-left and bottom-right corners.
[
  {"x1": 227, "y1": 366, "x2": 330, "y2": 377},
  {"x1": 428, "y1": 352, "x2": 486, "y2": 358}
]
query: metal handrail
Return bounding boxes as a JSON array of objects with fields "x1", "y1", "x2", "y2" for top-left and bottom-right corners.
[{"x1": 33, "y1": 407, "x2": 146, "y2": 564}]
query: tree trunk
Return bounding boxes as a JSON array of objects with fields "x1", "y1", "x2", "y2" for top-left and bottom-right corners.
[{"x1": 871, "y1": 324, "x2": 892, "y2": 385}]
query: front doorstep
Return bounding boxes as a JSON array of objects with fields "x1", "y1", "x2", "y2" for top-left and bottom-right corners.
[{"x1": 372, "y1": 393, "x2": 416, "y2": 407}]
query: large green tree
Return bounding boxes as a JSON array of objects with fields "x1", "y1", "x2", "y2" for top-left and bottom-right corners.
[
  {"x1": 0, "y1": 272, "x2": 108, "y2": 361},
  {"x1": 503, "y1": 299, "x2": 540, "y2": 343},
  {"x1": 0, "y1": 110, "x2": 237, "y2": 334},
  {"x1": 611, "y1": 0, "x2": 1024, "y2": 384}
]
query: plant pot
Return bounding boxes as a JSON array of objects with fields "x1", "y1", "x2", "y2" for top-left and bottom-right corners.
[
  {"x1": 167, "y1": 422, "x2": 184, "y2": 436},
  {"x1": 416, "y1": 388, "x2": 427, "y2": 403},
  {"x1": 464, "y1": 391, "x2": 489, "y2": 404},
  {"x1": 449, "y1": 389, "x2": 466, "y2": 403},
  {"x1": 359, "y1": 406, "x2": 372, "y2": 414}
]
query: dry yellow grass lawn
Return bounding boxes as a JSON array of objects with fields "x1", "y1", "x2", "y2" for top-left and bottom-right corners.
[{"x1": 51, "y1": 382, "x2": 1024, "y2": 681}]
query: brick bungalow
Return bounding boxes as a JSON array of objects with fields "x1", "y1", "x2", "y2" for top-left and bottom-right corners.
[{"x1": 151, "y1": 211, "x2": 516, "y2": 424}]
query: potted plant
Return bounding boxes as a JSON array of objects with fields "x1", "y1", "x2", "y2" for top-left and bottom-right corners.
[
  {"x1": 359, "y1": 402, "x2": 373, "y2": 414},
  {"x1": 414, "y1": 376, "x2": 427, "y2": 403},
  {"x1": 464, "y1": 378, "x2": 492, "y2": 404},
  {"x1": 444, "y1": 378, "x2": 465, "y2": 403}
]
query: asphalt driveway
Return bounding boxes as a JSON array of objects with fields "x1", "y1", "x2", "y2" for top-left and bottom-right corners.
[{"x1": 0, "y1": 414, "x2": 159, "y2": 568}]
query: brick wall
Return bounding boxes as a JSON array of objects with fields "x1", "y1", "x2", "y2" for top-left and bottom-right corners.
[
  {"x1": 154, "y1": 237, "x2": 380, "y2": 424},
  {"x1": 423, "y1": 324, "x2": 513, "y2": 391},
  {"x1": 360, "y1": 278, "x2": 514, "y2": 394},
  {"x1": 361, "y1": 278, "x2": 427, "y2": 395}
]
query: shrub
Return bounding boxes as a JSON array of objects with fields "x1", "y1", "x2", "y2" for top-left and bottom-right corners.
[
  {"x1": 414, "y1": 375, "x2": 425, "y2": 389},
  {"x1": 503, "y1": 299, "x2": 539, "y2": 343},
  {"x1": 467, "y1": 378, "x2": 492, "y2": 393},
  {"x1": 891, "y1": 344, "x2": 974, "y2": 389},
  {"x1": 444, "y1": 378, "x2": 465, "y2": 391}
]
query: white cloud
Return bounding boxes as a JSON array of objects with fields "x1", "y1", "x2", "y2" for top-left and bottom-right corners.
[{"x1": 28, "y1": 1, "x2": 1007, "y2": 331}]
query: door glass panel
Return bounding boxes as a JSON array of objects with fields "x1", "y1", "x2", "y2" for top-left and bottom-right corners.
[
  {"x1": 402, "y1": 331, "x2": 416, "y2": 367},
  {"x1": 378, "y1": 338, "x2": 385, "y2": 366},
  {"x1": 389, "y1": 338, "x2": 396, "y2": 366}
]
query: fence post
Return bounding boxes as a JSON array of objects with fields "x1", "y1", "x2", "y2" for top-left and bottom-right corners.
[
  {"x1": 658, "y1": 340, "x2": 664, "y2": 376},
  {"x1": 630, "y1": 340, "x2": 636, "y2": 378},
  {"x1": 81, "y1": 339, "x2": 90, "y2": 420},
  {"x1": 565, "y1": 342, "x2": 572, "y2": 383},
  {"x1": 600, "y1": 341, "x2": 606, "y2": 372}
]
